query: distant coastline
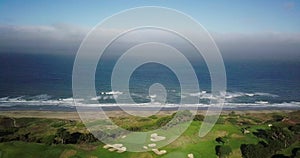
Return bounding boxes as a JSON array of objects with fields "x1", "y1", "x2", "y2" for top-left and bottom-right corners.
[{"x1": 0, "y1": 105, "x2": 299, "y2": 112}]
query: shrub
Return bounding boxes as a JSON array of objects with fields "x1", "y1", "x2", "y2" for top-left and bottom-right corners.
[
  {"x1": 215, "y1": 145, "x2": 232, "y2": 158},
  {"x1": 42, "y1": 135, "x2": 55, "y2": 145},
  {"x1": 56, "y1": 128, "x2": 71, "y2": 144},
  {"x1": 272, "y1": 114, "x2": 284, "y2": 122},
  {"x1": 289, "y1": 124, "x2": 300, "y2": 134},
  {"x1": 126, "y1": 126, "x2": 142, "y2": 132},
  {"x1": 215, "y1": 137, "x2": 226, "y2": 144},
  {"x1": 241, "y1": 126, "x2": 296, "y2": 158},
  {"x1": 0, "y1": 128, "x2": 18, "y2": 137},
  {"x1": 229, "y1": 111, "x2": 236, "y2": 116},
  {"x1": 156, "y1": 116, "x2": 172, "y2": 127},
  {"x1": 291, "y1": 148, "x2": 300, "y2": 158},
  {"x1": 148, "y1": 115, "x2": 158, "y2": 119},
  {"x1": 50, "y1": 121, "x2": 65, "y2": 128},
  {"x1": 78, "y1": 133, "x2": 98, "y2": 143},
  {"x1": 138, "y1": 118, "x2": 151, "y2": 122},
  {"x1": 240, "y1": 143, "x2": 269, "y2": 158},
  {"x1": 193, "y1": 114, "x2": 204, "y2": 121},
  {"x1": 271, "y1": 154, "x2": 290, "y2": 158},
  {"x1": 227, "y1": 118, "x2": 238, "y2": 124}
]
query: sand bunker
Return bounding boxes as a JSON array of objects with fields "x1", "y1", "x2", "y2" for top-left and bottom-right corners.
[
  {"x1": 141, "y1": 133, "x2": 167, "y2": 155},
  {"x1": 188, "y1": 153, "x2": 194, "y2": 158},
  {"x1": 150, "y1": 133, "x2": 166, "y2": 142},
  {"x1": 148, "y1": 143, "x2": 156, "y2": 147},
  {"x1": 152, "y1": 149, "x2": 167, "y2": 155},
  {"x1": 103, "y1": 144, "x2": 127, "y2": 153}
]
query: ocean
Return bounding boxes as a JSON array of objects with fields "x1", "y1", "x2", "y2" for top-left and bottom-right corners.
[{"x1": 0, "y1": 53, "x2": 300, "y2": 111}]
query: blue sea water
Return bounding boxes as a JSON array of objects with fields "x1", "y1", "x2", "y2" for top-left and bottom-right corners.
[{"x1": 0, "y1": 53, "x2": 300, "y2": 110}]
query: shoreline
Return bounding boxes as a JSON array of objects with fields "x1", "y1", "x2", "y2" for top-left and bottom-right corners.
[
  {"x1": 0, "y1": 109, "x2": 297, "y2": 120},
  {"x1": 1, "y1": 105, "x2": 299, "y2": 112}
]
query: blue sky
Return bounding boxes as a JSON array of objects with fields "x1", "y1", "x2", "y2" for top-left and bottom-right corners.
[{"x1": 0, "y1": 0, "x2": 299, "y2": 33}]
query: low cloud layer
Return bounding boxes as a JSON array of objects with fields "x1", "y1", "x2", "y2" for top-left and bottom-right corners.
[
  {"x1": 0, "y1": 24, "x2": 87, "y2": 54},
  {"x1": 0, "y1": 24, "x2": 299, "y2": 61},
  {"x1": 212, "y1": 32, "x2": 300, "y2": 60}
]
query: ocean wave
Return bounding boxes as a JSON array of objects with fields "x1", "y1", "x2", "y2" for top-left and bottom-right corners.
[
  {"x1": 187, "y1": 91, "x2": 278, "y2": 101},
  {"x1": 94, "y1": 91, "x2": 279, "y2": 102},
  {"x1": 0, "y1": 94, "x2": 299, "y2": 109},
  {"x1": 255, "y1": 101, "x2": 269, "y2": 104},
  {"x1": 99, "y1": 91, "x2": 123, "y2": 95}
]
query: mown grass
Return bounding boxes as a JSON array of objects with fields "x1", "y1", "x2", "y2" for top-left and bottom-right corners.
[{"x1": 0, "y1": 141, "x2": 66, "y2": 158}]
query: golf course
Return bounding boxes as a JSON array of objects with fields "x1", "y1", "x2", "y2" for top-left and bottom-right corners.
[{"x1": 0, "y1": 110, "x2": 299, "y2": 158}]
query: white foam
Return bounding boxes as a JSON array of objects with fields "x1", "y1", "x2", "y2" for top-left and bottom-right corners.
[
  {"x1": 255, "y1": 101, "x2": 269, "y2": 104},
  {"x1": 0, "y1": 93, "x2": 299, "y2": 109},
  {"x1": 245, "y1": 93, "x2": 254, "y2": 97},
  {"x1": 254, "y1": 92, "x2": 278, "y2": 97},
  {"x1": 105, "y1": 91, "x2": 123, "y2": 95},
  {"x1": 91, "y1": 96, "x2": 101, "y2": 101},
  {"x1": 0, "y1": 97, "x2": 8, "y2": 101},
  {"x1": 149, "y1": 94, "x2": 157, "y2": 98},
  {"x1": 29, "y1": 94, "x2": 52, "y2": 101}
]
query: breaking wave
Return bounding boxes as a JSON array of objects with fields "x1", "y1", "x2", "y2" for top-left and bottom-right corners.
[{"x1": 0, "y1": 91, "x2": 299, "y2": 110}]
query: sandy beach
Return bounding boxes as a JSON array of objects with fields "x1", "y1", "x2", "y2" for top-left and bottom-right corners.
[{"x1": 0, "y1": 109, "x2": 295, "y2": 120}]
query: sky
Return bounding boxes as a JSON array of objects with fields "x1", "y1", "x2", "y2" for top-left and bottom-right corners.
[
  {"x1": 1, "y1": 0, "x2": 300, "y2": 32},
  {"x1": 0, "y1": 0, "x2": 300, "y2": 60}
]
